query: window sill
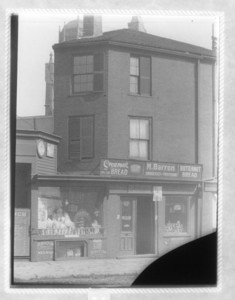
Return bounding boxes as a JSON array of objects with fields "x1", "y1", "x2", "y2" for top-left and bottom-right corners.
[
  {"x1": 68, "y1": 91, "x2": 104, "y2": 98},
  {"x1": 128, "y1": 93, "x2": 152, "y2": 98},
  {"x1": 67, "y1": 158, "x2": 94, "y2": 163}
]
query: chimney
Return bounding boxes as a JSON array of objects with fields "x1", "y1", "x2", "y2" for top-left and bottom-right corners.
[
  {"x1": 45, "y1": 53, "x2": 54, "y2": 116},
  {"x1": 59, "y1": 17, "x2": 83, "y2": 42},
  {"x1": 83, "y1": 15, "x2": 102, "y2": 37},
  {"x1": 128, "y1": 16, "x2": 146, "y2": 33}
]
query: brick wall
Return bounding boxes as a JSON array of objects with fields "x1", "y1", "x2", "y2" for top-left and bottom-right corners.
[
  {"x1": 107, "y1": 49, "x2": 197, "y2": 164},
  {"x1": 53, "y1": 46, "x2": 108, "y2": 173}
]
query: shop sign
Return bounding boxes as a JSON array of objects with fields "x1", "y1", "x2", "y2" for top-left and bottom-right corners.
[
  {"x1": 46, "y1": 143, "x2": 55, "y2": 158},
  {"x1": 100, "y1": 159, "x2": 202, "y2": 181},
  {"x1": 153, "y1": 186, "x2": 162, "y2": 202},
  {"x1": 14, "y1": 209, "x2": 30, "y2": 256},
  {"x1": 179, "y1": 164, "x2": 203, "y2": 180},
  {"x1": 90, "y1": 239, "x2": 106, "y2": 257},
  {"x1": 37, "y1": 241, "x2": 54, "y2": 261}
]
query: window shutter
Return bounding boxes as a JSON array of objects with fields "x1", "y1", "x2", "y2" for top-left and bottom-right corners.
[
  {"x1": 81, "y1": 117, "x2": 94, "y2": 158},
  {"x1": 140, "y1": 57, "x2": 151, "y2": 95},
  {"x1": 93, "y1": 53, "x2": 104, "y2": 91},
  {"x1": 94, "y1": 73, "x2": 103, "y2": 91},
  {"x1": 94, "y1": 53, "x2": 104, "y2": 72},
  {"x1": 69, "y1": 117, "x2": 80, "y2": 159}
]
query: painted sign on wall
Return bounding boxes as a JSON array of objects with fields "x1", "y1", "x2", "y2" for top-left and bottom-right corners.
[{"x1": 100, "y1": 159, "x2": 202, "y2": 181}]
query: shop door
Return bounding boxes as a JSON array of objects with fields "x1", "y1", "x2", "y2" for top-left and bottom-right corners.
[
  {"x1": 158, "y1": 195, "x2": 192, "y2": 256},
  {"x1": 120, "y1": 197, "x2": 135, "y2": 255},
  {"x1": 136, "y1": 196, "x2": 155, "y2": 254}
]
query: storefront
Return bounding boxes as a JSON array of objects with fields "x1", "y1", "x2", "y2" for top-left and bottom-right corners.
[{"x1": 28, "y1": 158, "x2": 207, "y2": 261}]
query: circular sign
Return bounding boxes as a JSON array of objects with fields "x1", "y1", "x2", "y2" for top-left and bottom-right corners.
[{"x1": 37, "y1": 140, "x2": 46, "y2": 158}]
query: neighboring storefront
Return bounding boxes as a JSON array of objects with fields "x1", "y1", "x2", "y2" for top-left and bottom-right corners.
[{"x1": 29, "y1": 158, "x2": 209, "y2": 261}]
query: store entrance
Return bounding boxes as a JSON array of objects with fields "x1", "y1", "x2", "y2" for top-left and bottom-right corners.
[{"x1": 136, "y1": 196, "x2": 155, "y2": 255}]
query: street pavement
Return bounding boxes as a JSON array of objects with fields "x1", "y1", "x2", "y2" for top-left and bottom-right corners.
[{"x1": 13, "y1": 257, "x2": 156, "y2": 286}]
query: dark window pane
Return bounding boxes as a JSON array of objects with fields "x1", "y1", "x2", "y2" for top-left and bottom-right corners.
[
  {"x1": 81, "y1": 117, "x2": 93, "y2": 158},
  {"x1": 140, "y1": 56, "x2": 151, "y2": 95},
  {"x1": 140, "y1": 56, "x2": 150, "y2": 77},
  {"x1": 69, "y1": 118, "x2": 80, "y2": 139},
  {"x1": 94, "y1": 53, "x2": 104, "y2": 72},
  {"x1": 140, "y1": 77, "x2": 151, "y2": 95},
  {"x1": 94, "y1": 73, "x2": 103, "y2": 91}
]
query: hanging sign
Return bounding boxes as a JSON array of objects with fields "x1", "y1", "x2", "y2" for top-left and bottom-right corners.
[{"x1": 153, "y1": 186, "x2": 162, "y2": 202}]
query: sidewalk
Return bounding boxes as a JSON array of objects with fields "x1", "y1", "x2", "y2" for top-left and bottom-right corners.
[{"x1": 13, "y1": 257, "x2": 156, "y2": 286}]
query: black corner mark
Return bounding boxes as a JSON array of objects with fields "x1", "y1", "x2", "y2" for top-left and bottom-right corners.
[{"x1": 132, "y1": 232, "x2": 217, "y2": 286}]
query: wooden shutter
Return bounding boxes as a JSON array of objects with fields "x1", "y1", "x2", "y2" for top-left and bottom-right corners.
[
  {"x1": 81, "y1": 116, "x2": 94, "y2": 159},
  {"x1": 140, "y1": 56, "x2": 151, "y2": 95},
  {"x1": 93, "y1": 53, "x2": 104, "y2": 91},
  {"x1": 94, "y1": 53, "x2": 104, "y2": 72},
  {"x1": 69, "y1": 117, "x2": 80, "y2": 159}
]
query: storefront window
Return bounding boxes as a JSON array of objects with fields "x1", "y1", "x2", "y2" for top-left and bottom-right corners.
[
  {"x1": 165, "y1": 196, "x2": 188, "y2": 233},
  {"x1": 37, "y1": 187, "x2": 104, "y2": 236}
]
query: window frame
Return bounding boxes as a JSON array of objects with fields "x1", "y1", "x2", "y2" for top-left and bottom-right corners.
[
  {"x1": 129, "y1": 54, "x2": 152, "y2": 96},
  {"x1": 68, "y1": 115, "x2": 95, "y2": 161},
  {"x1": 71, "y1": 53, "x2": 104, "y2": 94},
  {"x1": 128, "y1": 116, "x2": 152, "y2": 161}
]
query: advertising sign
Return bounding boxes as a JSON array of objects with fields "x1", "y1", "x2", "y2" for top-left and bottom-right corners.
[
  {"x1": 153, "y1": 186, "x2": 162, "y2": 202},
  {"x1": 14, "y1": 209, "x2": 30, "y2": 256},
  {"x1": 37, "y1": 241, "x2": 54, "y2": 261},
  {"x1": 100, "y1": 159, "x2": 202, "y2": 181}
]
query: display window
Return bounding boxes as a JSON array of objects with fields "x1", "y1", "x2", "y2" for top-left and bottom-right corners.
[
  {"x1": 165, "y1": 196, "x2": 188, "y2": 234},
  {"x1": 37, "y1": 186, "x2": 104, "y2": 237}
]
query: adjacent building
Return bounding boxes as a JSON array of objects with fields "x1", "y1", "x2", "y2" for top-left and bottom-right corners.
[{"x1": 14, "y1": 16, "x2": 218, "y2": 261}]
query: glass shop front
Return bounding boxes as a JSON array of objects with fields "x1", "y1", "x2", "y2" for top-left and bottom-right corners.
[{"x1": 31, "y1": 184, "x2": 107, "y2": 261}]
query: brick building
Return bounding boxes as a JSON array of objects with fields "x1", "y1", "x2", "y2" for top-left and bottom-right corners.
[{"x1": 15, "y1": 16, "x2": 218, "y2": 261}]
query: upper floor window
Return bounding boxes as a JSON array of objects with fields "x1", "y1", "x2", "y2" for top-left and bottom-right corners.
[
  {"x1": 72, "y1": 54, "x2": 103, "y2": 93},
  {"x1": 129, "y1": 118, "x2": 151, "y2": 160},
  {"x1": 130, "y1": 55, "x2": 151, "y2": 96},
  {"x1": 68, "y1": 116, "x2": 94, "y2": 160}
]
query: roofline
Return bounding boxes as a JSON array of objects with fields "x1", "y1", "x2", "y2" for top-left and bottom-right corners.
[
  {"x1": 53, "y1": 38, "x2": 216, "y2": 62},
  {"x1": 16, "y1": 129, "x2": 61, "y2": 143},
  {"x1": 32, "y1": 174, "x2": 203, "y2": 184}
]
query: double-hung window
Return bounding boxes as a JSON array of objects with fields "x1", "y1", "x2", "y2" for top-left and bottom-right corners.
[
  {"x1": 72, "y1": 53, "x2": 103, "y2": 93},
  {"x1": 130, "y1": 55, "x2": 151, "y2": 96},
  {"x1": 129, "y1": 118, "x2": 151, "y2": 160},
  {"x1": 68, "y1": 116, "x2": 94, "y2": 160}
]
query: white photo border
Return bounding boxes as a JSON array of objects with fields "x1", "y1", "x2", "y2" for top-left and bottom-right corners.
[{"x1": 3, "y1": 8, "x2": 224, "y2": 297}]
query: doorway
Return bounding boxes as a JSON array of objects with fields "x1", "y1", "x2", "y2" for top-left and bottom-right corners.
[{"x1": 136, "y1": 196, "x2": 155, "y2": 254}]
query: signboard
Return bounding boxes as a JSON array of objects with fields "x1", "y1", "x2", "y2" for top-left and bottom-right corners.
[
  {"x1": 100, "y1": 159, "x2": 202, "y2": 181},
  {"x1": 14, "y1": 209, "x2": 30, "y2": 256},
  {"x1": 37, "y1": 241, "x2": 54, "y2": 261},
  {"x1": 90, "y1": 239, "x2": 107, "y2": 257},
  {"x1": 153, "y1": 186, "x2": 162, "y2": 202},
  {"x1": 46, "y1": 143, "x2": 55, "y2": 158}
]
